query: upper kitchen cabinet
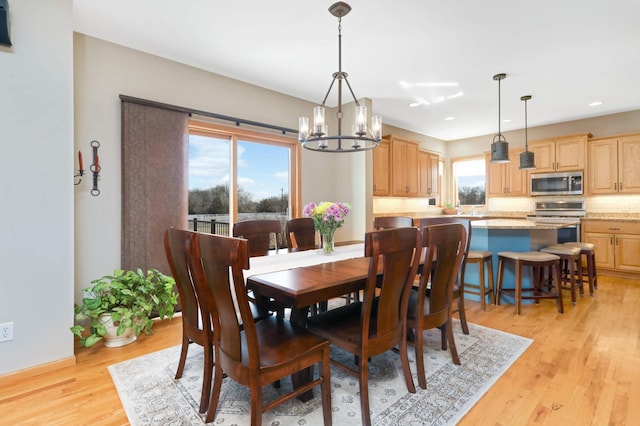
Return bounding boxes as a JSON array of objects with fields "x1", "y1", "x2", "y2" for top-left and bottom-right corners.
[
  {"x1": 388, "y1": 135, "x2": 420, "y2": 197},
  {"x1": 372, "y1": 138, "x2": 391, "y2": 196},
  {"x1": 588, "y1": 133, "x2": 640, "y2": 195},
  {"x1": 485, "y1": 147, "x2": 528, "y2": 197},
  {"x1": 418, "y1": 150, "x2": 440, "y2": 198},
  {"x1": 528, "y1": 133, "x2": 590, "y2": 172}
]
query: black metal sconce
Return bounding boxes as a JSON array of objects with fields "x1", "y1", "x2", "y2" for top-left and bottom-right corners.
[{"x1": 75, "y1": 140, "x2": 101, "y2": 196}]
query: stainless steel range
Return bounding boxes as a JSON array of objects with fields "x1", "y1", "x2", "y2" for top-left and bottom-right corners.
[{"x1": 527, "y1": 200, "x2": 586, "y2": 243}]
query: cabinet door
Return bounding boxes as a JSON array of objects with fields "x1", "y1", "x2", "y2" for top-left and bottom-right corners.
[
  {"x1": 588, "y1": 138, "x2": 618, "y2": 194},
  {"x1": 418, "y1": 151, "x2": 439, "y2": 197},
  {"x1": 618, "y1": 135, "x2": 640, "y2": 193},
  {"x1": 555, "y1": 136, "x2": 586, "y2": 171},
  {"x1": 615, "y1": 234, "x2": 640, "y2": 273},
  {"x1": 529, "y1": 140, "x2": 555, "y2": 172},
  {"x1": 485, "y1": 154, "x2": 506, "y2": 196},
  {"x1": 373, "y1": 139, "x2": 390, "y2": 196},
  {"x1": 583, "y1": 232, "x2": 615, "y2": 270},
  {"x1": 390, "y1": 136, "x2": 420, "y2": 197},
  {"x1": 391, "y1": 140, "x2": 409, "y2": 196},
  {"x1": 405, "y1": 142, "x2": 420, "y2": 196},
  {"x1": 505, "y1": 148, "x2": 528, "y2": 196},
  {"x1": 428, "y1": 153, "x2": 440, "y2": 197}
]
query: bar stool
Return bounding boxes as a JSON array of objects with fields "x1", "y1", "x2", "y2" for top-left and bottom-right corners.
[
  {"x1": 461, "y1": 250, "x2": 495, "y2": 311},
  {"x1": 564, "y1": 242, "x2": 597, "y2": 294},
  {"x1": 540, "y1": 245, "x2": 583, "y2": 305},
  {"x1": 496, "y1": 251, "x2": 564, "y2": 315}
]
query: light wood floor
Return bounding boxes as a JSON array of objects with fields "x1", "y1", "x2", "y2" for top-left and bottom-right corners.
[{"x1": 1, "y1": 275, "x2": 639, "y2": 425}]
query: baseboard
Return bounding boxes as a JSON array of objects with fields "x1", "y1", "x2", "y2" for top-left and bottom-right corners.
[{"x1": 0, "y1": 356, "x2": 76, "y2": 388}]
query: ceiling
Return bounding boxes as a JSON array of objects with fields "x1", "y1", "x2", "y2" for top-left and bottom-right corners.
[{"x1": 72, "y1": 0, "x2": 640, "y2": 141}]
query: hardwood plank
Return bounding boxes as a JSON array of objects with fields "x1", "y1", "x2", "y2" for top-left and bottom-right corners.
[{"x1": 1, "y1": 276, "x2": 639, "y2": 425}]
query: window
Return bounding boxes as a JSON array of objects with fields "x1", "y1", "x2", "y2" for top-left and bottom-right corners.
[
  {"x1": 187, "y1": 120, "x2": 300, "y2": 235},
  {"x1": 451, "y1": 157, "x2": 486, "y2": 206}
]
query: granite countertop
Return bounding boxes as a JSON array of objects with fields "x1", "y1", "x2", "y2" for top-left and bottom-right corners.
[
  {"x1": 582, "y1": 215, "x2": 640, "y2": 222},
  {"x1": 471, "y1": 219, "x2": 580, "y2": 230}
]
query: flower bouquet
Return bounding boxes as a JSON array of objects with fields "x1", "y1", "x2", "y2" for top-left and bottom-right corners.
[{"x1": 302, "y1": 201, "x2": 351, "y2": 254}]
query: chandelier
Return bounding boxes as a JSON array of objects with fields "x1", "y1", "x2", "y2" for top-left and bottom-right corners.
[
  {"x1": 298, "y1": 2, "x2": 382, "y2": 152},
  {"x1": 490, "y1": 73, "x2": 510, "y2": 163}
]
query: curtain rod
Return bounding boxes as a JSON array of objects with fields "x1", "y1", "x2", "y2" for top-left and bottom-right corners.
[{"x1": 119, "y1": 94, "x2": 298, "y2": 135}]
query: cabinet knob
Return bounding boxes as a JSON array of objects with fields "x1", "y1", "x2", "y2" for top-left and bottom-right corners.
[{"x1": 620, "y1": 182, "x2": 623, "y2": 190}]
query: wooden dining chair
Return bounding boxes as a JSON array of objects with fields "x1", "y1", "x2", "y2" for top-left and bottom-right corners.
[
  {"x1": 407, "y1": 223, "x2": 467, "y2": 389},
  {"x1": 233, "y1": 219, "x2": 282, "y2": 257},
  {"x1": 191, "y1": 232, "x2": 332, "y2": 426},
  {"x1": 285, "y1": 217, "x2": 317, "y2": 251},
  {"x1": 306, "y1": 227, "x2": 421, "y2": 426},
  {"x1": 163, "y1": 228, "x2": 213, "y2": 413},
  {"x1": 415, "y1": 217, "x2": 482, "y2": 335},
  {"x1": 373, "y1": 215, "x2": 413, "y2": 230}
]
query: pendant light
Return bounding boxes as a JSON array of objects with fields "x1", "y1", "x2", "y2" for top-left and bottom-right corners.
[
  {"x1": 490, "y1": 73, "x2": 510, "y2": 163},
  {"x1": 519, "y1": 95, "x2": 536, "y2": 170}
]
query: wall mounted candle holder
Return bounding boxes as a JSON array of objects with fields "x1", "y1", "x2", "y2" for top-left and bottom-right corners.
[
  {"x1": 75, "y1": 140, "x2": 101, "y2": 196},
  {"x1": 89, "y1": 140, "x2": 100, "y2": 196}
]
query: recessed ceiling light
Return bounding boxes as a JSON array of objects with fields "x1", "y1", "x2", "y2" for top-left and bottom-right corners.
[
  {"x1": 409, "y1": 98, "x2": 430, "y2": 107},
  {"x1": 502, "y1": 119, "x2": 511, "y2": 123},
  {"x1": 399, "y1": 81, "x2": 414, "y2": 89},
  {"x1": 444, "y1": 117, "x2": 455, "y2": 121},
  {"x1": 415, "y1": 82, "x2": 459, "y2": 87},
  {"x1": 446, "y1": 91, "x2": 464, "y2": 99},
  {"x1": 589, "y1": 101, "x2": 603, "y2": 107}
]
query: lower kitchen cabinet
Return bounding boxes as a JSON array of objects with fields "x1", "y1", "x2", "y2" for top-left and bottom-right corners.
[{"x1": 582, "y1": 220, "x2": 640, "y2": 276}]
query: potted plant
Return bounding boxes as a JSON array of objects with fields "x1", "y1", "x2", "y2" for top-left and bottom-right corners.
[{"x1": 70, "y1": 268, "x2": 178, "y2": 348}]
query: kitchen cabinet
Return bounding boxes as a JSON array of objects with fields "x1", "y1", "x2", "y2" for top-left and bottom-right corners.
[
  {"x1": 389, "y1": 135, "x2": 420, "y2": 197},
  {"x1": 582, "y1": 220, "x2": 640, "y2": 275},
  {"x1": 372, "y1": 139, "x2": 390, "y2": 196},
  {"x1": 588, "y1": 133, "x2": 640, "y2": 194},
  {"x1": 418, "y1": 150, "x2": 440, "y2": 197},
  {"x1": 485, "y1": 148, "x2": 528, "y2": 197},
  {"x1": 528, "y1": 133, "x2": 589, "y2": 172}
]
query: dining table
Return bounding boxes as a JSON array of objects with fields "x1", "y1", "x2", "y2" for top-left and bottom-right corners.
[
  {"x1": 245, "y1": 242, "x2": 368, "y2": 326},
  {"x1": 245, "y1": 242, "x2": 372, "y2": 402}
]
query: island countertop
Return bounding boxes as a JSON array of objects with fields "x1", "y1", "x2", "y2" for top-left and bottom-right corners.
[{"x1": 471, "y1": 219, "x2": 579, "y2": 230}]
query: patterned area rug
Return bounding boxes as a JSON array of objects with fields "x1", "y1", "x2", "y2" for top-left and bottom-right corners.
[{"x1": 109, "y1": 320, "x2": 531, "y2": 425}]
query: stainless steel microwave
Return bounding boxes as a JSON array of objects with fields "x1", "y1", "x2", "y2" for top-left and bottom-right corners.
[{"x1": 530, "y1": 171, "x2": 583, "y2": 196}]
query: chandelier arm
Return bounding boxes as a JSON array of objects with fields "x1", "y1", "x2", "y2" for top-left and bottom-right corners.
[
  {"x1": 342, "y1": 76, "x2": 361, "y2": 106},
  {"x1": 320, "y1": 76, "x2": 339, "y2": 106}
]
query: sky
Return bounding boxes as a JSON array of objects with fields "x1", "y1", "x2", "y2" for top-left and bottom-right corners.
[{"x1": 188, "y1": 135, "x2": 290, "y2": 200}]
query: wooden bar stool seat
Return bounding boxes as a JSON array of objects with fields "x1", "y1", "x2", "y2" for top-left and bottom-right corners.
[
  {"x1": 461, "y1": 250, "x2": 495, "y2": 311},
  {"x1": 496, "y1": 251, "x2": 564, "y2": 315},
  {"x1": 540, "y1": 245, "x2": 583, "y2": 305},
  {"x1": 564, "y1": 242, "x2": 597, "y2": 294}
]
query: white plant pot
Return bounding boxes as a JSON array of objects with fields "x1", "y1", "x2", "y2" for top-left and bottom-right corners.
[{"x1": 99, "y1": 313, "x2": 137, "y2": 347}]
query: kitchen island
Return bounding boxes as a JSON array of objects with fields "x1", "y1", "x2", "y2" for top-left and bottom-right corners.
[{"x1": 468, "y1": 219, "x2": 579, "y2": 304}]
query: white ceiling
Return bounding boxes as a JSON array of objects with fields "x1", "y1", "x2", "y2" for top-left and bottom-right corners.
[{"x1": 72, "y1": 0, "x2": 640, "y2": 141}]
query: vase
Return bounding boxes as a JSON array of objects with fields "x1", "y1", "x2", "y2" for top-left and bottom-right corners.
[
  {"x1": 321, "y1": 230, "x2": 335, "y2": 255},
  {"x1": 99, "y1": 313, "x2": 137, "y2": 347}
]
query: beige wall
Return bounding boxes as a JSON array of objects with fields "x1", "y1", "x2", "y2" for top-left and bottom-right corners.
[{"x1": 73, "y1": 34, "x2": 373, "y2": 305}]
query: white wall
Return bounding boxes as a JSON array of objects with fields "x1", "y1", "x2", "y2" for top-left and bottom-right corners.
[{"x1": 0, "y1": 0, "x2": 74, "y2": 375}]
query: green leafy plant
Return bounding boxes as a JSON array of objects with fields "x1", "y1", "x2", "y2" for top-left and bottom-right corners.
[{"x1": 70, "y1": 268, "x2": 178, "y2": 347}]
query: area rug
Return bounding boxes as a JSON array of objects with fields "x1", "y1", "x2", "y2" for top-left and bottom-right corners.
[{"x1": 109, "y1": 320, "x2": 532, "y2": 425}]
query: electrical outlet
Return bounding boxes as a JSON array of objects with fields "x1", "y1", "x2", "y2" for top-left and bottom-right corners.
[{"x1": 0, "y1": 322, "x2": 14, "y2": 342}]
